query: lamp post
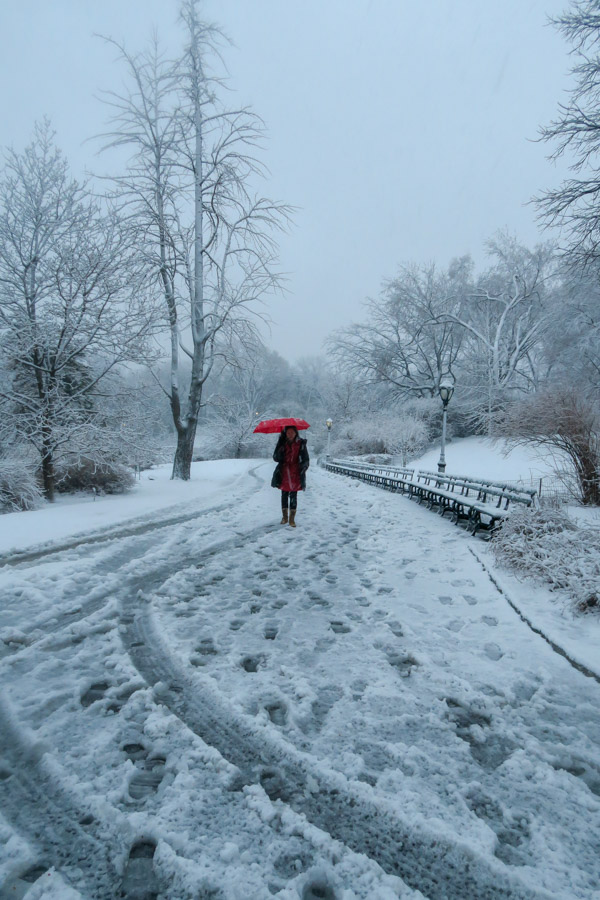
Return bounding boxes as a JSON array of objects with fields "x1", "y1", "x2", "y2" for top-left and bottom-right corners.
[
  {"x1": 325, "y1": 418, "x2": 333, "y2": 458},
  {"x1": 437, "y1": 374, "x2": 455, "y2": 474}
]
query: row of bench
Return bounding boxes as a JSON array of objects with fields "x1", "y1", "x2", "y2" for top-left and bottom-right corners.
[{"x1": 325, "y1": 459, "x2": 537, "y2": 536}]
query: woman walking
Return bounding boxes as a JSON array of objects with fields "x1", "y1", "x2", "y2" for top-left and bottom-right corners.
[{"x1": 271, "y1": 425, "x2": 310, "y2": 527}]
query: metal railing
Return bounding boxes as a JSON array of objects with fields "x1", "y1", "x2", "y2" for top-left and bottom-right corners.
[{"x1": 325, "y1": 457, "x2": 537, "y2": 535}]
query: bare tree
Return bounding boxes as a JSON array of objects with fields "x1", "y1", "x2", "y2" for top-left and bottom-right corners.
[
  {"x1": 535, "y1": 1, "x2": 600, "y2": 266},
  {"x1": 98, "y1": 1, "x2": 290, "y2": 480},
  {"x1": 501, "y1": 387, "x2": 600, "y2": 505},
  {"x1": 330, "y1": 259, "x2": 469, "y2": 399},
  {"x1": 0, "y1": 122, "x2": 153, "y2": 499},
  {"x1": 542, "y1": 262, "x2": 600, "y2": 392},
  {"x1": 437, "y1": 235, "x2": 555, "y2": 432}
]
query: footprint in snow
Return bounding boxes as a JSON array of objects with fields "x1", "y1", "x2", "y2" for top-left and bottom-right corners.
[
  {"x1": 438, "y1": 595, "x2": 453, "y2": 605},
  {"x1": 274, "y1": 843, "x2": 314, "y2": 879},
  {"x1": 551, "y1": 758, "x2": 600, "y2": 797},
  {"x1": 121, "y1": 840, "x2": 159, "y2": 899},
  {"x1": 482, "y1": 615, "x2": 498, "y2": 627},
  {"x1": 303, "y1": 594, "x2": 330, "y2": 609},
  {"x1": 2, "y1": 865, "x2": 50, "y2": 898},
  {"x1": 463, "y1": 594, "x2": 478, "y2": 606},
  {"x1": 81, "y1": 681, "x2": 123, "y2": 714},
  {"x1": 330, "y1": 620, "x2": 351, "y2": 634},
  {"x1": 315, "y1": 636, "x2": 335, "y2": 651},
  {"x1": 128, "y1": 754, "x2": 167, "y2": 801},
  {"x1": 446, "y1": 619, "x2": 464, "y2": 632},
  {"x1": 484, "y1": 642, "x2": 503, "y2": 661},
  {"x1": 265, "y1": 699, "x2": 287, "y2": 726},
  {"x1": 446, "y1": 698, "x2": 514, "y2": 769},
  {"x1": 190, "y1": 638, "x2": 218, "y2": 666},
  {"x1": 174, "y1": 606, "x2": 194, "y2": 618},
  {"x1": 123, "y1": 741, "x2": 147, "y2": 761},
  {"x1": 302, "y1": 877, "x2": 337, "y2": 900},
  {"x1": 259, "y1": 767, "x2": 289, "y2": 801},
  {"x1": 241, "y1": 654, "x2": 265, "y2": 673},
  {"x1": 264, "y1": 624, "x2": 278, "y2": 640},
  {"x1": 386, "y1": 650, "x2": 419, "y2": 677},
  {"x1": 229, "y1": 618, "x2": 245, "y2": 631},
  {"x1": 80, "y1": 681, "x2": 111, "y2": 707},
  {"x1": 209, "y1": 574, "x2": 225, "y2": 584}
]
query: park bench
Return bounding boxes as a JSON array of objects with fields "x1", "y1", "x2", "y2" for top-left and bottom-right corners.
[{"x1": 325, "y1": 459, "x2": 537, "y2": 536}]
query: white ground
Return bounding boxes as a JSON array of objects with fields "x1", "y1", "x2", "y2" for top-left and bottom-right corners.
[
  {"x1": 0, "y1": 452, "x2": 599, "y2": 900},
  {"x1": 410, "y1": 436, "x2": 563, "y2": 486}
]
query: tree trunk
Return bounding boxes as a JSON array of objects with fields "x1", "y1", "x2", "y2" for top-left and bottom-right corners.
[
  {"x1": 575, "y1": 450, "x2": 600, "y2": 506},
  {"x1": 170, "y1": 6, "x2": 206, "y2": 482},
  {"x1": 41, "y1": 449, "x2": 55, "y2": 502},
  {"x1": 171, "y1": 423, "x2": 197, "y2": 480}
]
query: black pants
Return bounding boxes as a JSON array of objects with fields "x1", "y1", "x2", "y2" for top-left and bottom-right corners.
[{"x1": 281, "y1": 491, "x2": 297, "y2": 510}]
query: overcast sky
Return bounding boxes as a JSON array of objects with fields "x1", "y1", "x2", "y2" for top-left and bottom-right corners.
[{"x1": 0, "y1": 0, "x2": 573, "y2": 359}]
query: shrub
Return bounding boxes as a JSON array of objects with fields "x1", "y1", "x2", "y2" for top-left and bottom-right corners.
[
  {"x1": 55, "y1": 456, "x2": 135, "y2": 495},
  {"x1": 492, "y1": 506, "x2": 600, "y2": 613},
  {"x1": 0, "y1": 460, "x2": 44, "y2": 512},
  {"x1": 328, "y1": 410, "x2": 429, "y2": 463},
  {"x1": 500, "y1": 389, "x2": 600, "y2": 505}
]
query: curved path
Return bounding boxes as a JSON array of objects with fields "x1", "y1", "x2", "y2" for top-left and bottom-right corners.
[{"x1": 0, "y1": 461, "x2": 598, "y2": 899}]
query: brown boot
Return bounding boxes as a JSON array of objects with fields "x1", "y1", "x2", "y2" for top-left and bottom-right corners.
[
  {"x1": 289, "y1": 509, "x2": 296, "y2": 527},
  {"x1": 280, "y1": 508, "x2": 288, "y2": 525}
]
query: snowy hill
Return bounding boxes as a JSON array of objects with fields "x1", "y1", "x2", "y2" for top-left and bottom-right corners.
[{"x1": 410, "y1": 436, "x2": 563, "y2": 487}]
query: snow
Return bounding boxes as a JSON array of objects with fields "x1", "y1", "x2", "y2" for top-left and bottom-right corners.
[
  {"x1": 410, "y1": 436, "x2": 564, "y2": 486},
  {"x1": 0, "y1": 460, "x2": 253, "y2": 557},
  {"x1": 0, "y1": 455, "x2": 599, "y2": 898}
]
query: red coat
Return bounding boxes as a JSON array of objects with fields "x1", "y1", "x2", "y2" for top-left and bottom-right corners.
[
  {"x1": 279, "y1": 439, "x2": 302, "y2": 492},
  {"x1": 271, "y1": 433, "x2": 310, "y2": 491}
]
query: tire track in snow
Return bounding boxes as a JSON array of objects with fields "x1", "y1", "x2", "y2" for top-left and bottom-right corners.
[
  {"x1": 0, "y1": 465, "x2": 265, "y2": 570},
  {"x1": 120, "y1": 530, "x2": 556, "y2": 900},
  {"x1": 0, "y1": 466, "x2": 268, "y2": 661},
  {"x1": 0, "y1": 698, "x2": 116, "y2": 899}
]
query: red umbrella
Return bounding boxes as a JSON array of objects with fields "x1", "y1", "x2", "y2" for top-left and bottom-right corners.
[{"x1": 253, "y1": 417, "x2": 310, "y2": 434}]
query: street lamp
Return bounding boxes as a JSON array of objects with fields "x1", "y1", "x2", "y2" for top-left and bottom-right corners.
[
  {"x1": 325, "y1": 418, "x2": 333, "y2": 458},
  {"x1": 437, "y1": 374, "x2": 455, "y2": 474}
]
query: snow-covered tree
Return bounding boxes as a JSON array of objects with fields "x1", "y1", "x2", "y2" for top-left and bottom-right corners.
[
  {"x1": 542, "y1": 263, "x2": 600, "y2": 393},
  {"x1": 98, "y1": 1, "x2": 290, "y2": 481},
  {"x1": 0, "y1": 122, "x2": 153, "y2": 499},
  {"x1": 446, "y1": 234, "x2": 556, "y2": 432},
  {"x1": 329, "y1": 259, "x2": 469, "y2": 399},
  {"x1": 537, "y1": 0, "x2": 600, "y2": 267}
]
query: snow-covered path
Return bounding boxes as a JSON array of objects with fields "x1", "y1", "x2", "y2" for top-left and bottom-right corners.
[{"x1": 0, "y1": 461, "x2": 598, "y2": 900}]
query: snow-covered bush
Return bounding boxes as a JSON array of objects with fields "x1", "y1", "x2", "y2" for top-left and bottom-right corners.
[
  {"x1": 492, "y1": 506, "x2": 600, "y2": 613},
  {"x1": 55, "y1": 456, "x2": 135, "y2": 495},
  {"x1": 329, "y1": 410, "x2": 429, "y2": 463},
  {"x1": 500, "y1": 389, "x2": 600, "y2": 506},
  {"x1": 0, "y1": 460, "x2": 44, "y2": 512},
  {"x1": 194, "y1": 423, "x2": 266, "y2": 460}
]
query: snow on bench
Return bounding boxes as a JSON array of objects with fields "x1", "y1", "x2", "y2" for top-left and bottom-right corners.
[{"x1": 325, "y1": 459, "x2": 537, "y2": 536}]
